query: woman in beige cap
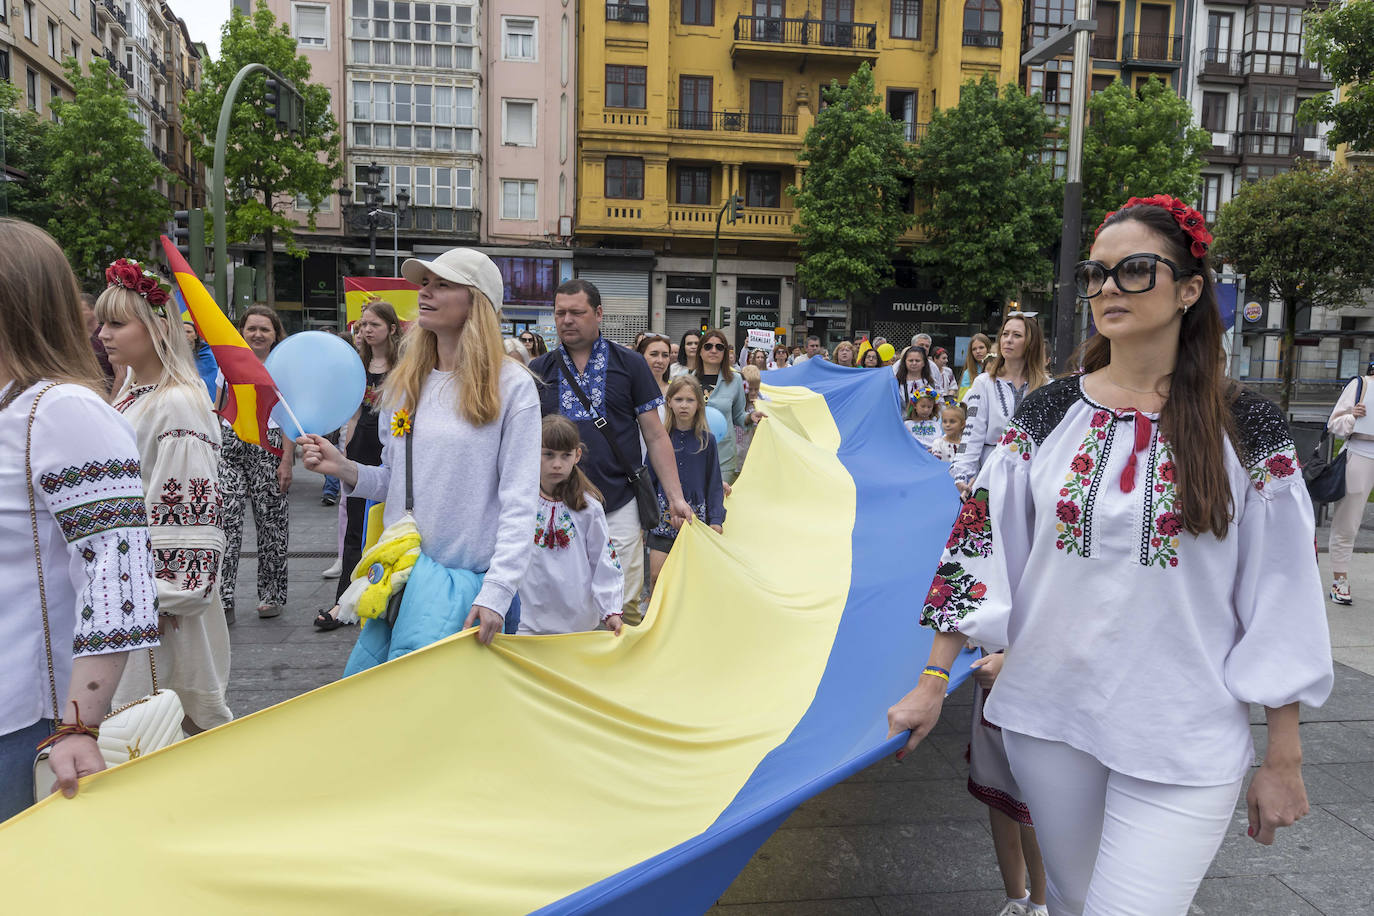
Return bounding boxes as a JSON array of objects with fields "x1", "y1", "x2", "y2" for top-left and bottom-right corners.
[{"x1": 299, "y1": 248, "x2": 540, "y2": 663}]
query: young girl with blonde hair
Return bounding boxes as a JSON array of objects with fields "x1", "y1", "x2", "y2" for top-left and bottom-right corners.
[
  {"x1": 97, "y1": 259, "x2": 232, "y2": 733},
  {"x1": 299, "y1": 248, "x2": 541, "y2": 664},
  {"x1": 646, "y1": 377, "x2": 726, "y2": 594}
]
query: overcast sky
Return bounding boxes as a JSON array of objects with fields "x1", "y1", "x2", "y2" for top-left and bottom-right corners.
[{"x1": 166, "y1": 1, "x2": 231, "y2": 61}]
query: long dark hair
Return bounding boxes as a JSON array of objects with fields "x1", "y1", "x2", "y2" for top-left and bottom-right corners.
[
  {"x1": 895, "y1": 345, "x2": 937, "y2": 387},
  {"x1": 677, "y1": 330, "x2": 701, "y2": 369},
  {"x1": 693, "y1": 328, "x2": 734, "y2": 385},
  {"x1": 541, "y1": 415, "x2": 603, "y2": 511},
  {"x1": 1078, "y1": 203, "x2": 1235, "y2": 539}
]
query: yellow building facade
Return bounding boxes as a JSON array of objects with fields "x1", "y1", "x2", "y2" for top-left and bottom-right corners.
[{"x1": 574, "y1": 0, "x2": 1022, "y2": 346}]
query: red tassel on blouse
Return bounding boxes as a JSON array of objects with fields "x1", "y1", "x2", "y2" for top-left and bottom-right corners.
[{"x1": 1118, "y1": 411, "x2": 1154, "y2": 493}]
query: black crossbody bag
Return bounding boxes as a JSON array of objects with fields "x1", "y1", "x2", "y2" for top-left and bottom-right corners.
[
  {"x1": 556, "y1": 351, "x2": 660, "y2": 530},
  {"x1": 1305, "y1": 375, "x2": 1362, "y2": 505}
]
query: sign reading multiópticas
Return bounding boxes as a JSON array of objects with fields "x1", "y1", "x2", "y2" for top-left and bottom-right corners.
[{"x1": 871, "y1": 288, "x2": 960, "y2": 322}]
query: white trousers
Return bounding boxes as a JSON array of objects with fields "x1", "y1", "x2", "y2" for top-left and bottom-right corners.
[
  {"x1": 1328, "y1": 450, "x2": 1374, "y2": 573},
  {"x1": 1002, "y1": 731, "x2": 1241, "y2": 916},
  {"x1": 604, "y1": 500, "x2": 645, "y2": 623}
]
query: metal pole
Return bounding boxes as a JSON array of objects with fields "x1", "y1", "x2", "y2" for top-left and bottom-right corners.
[
  {"x1": 710, "y1": 199, "x2": 728, "y2": 328},
  {"x1": 1052, "y1": 0, "x2": 1093, "y2": 373},
  {"x1": 392, "y1": 215, "x2": 399, "y2": 276},
  {"x1": 367, "y1": 212, "x2": 377, "y2": 277},
  {"x1": 213, "y1": 63, "x2": 302, "y2": 307}
]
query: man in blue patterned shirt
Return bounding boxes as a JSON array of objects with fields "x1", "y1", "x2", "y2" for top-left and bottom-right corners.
[{"x1": 531, "y1": 279, "x2": 692, "y2": 623}]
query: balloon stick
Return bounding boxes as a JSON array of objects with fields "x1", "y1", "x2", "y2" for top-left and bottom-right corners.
[{"x1": 274, "y1": 388, "x2": 307, "y2": 439}]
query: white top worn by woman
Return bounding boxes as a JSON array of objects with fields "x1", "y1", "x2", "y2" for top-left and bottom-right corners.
[
  {"x1": 0, "y1": 382, "x2": 160, "y2": 736},
  {"x1": 110, "y1": 384, "x2": 232, "y2": 728},
  {"x1": 1327, "y1": 375, "x2": 1374, "y2": 460},
  {"x1": 934, "y1": 364, "x2": 958, "y2": 399},
  {"x1": 952, "y1": 372, "x2": 1028, "y2": 484},
  {"x1": 921, "y1": 377, "x2": 1333, "y2": 786},
  {"x1": 350, "y1": 363, "x2": 541, "y2": 619},
  {"x1": 518, "y1": 496, "x2": 624, "y2": 635}
]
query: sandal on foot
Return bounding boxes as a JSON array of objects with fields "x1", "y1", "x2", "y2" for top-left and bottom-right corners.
[
  {"x1": 257, "y1": 603, "x2": 282, "y2": 619},
  {"x1": 313, "y1": 608, "x2": 347, "y2": 631}
]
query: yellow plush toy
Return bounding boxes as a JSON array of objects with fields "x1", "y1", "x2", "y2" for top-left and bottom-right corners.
[{"x1": 335, "y1": 515, "x2": 422, "y2": 625}]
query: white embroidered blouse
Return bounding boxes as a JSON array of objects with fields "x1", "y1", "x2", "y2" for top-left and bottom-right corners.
[
  {"x1": 921, "y1": 376, "x2": 1333, "y2": 786},
  {"x1": 517, "y1": 495, "x2": 624, "y2": 635},
  {"x1": 952, "y1": 372, "x2": 1029, "y2": 484}
]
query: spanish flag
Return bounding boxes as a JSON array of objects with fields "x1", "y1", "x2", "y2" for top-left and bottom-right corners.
[{"x1": 160, "y1": 236, "x2": 281, "y2": 456}]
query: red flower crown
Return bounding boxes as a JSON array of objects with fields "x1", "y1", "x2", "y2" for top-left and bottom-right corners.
[
  {"x1": 105, "y1": 258, "x2": 174, "y2": 313},
  {"x1": 1096, "y1": 195, "x2": 1213, "y2": 260}
]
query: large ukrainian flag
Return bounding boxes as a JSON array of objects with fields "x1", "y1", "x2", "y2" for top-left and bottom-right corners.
[{"x1": 0, "y1": 359, "x2": 967, "y2": 914}]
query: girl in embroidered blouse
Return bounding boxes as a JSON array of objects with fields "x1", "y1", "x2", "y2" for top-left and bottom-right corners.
[
  {"x1": 97, "y1": 266, "x2": 233, "y2": 734},
  {"x1": 0, "y1": 220, "x2": 161, "y2": 817},
  {"x1": 646, "y1": 377, "x2": 726, "y2": 595},
  {"x1": 930, "y1": 402, "x2": 966, "y2": 463},
  {"x1": 518, "y1": 416, "x2": 624, "y2": 636},
  {"x1": 888, "y1": 197, "x2": 1333, "y2": 916},
  {"x1": 904, "y1": 387, "x2": 941, "y2": 451}
]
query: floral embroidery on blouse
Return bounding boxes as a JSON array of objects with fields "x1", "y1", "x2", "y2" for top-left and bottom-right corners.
[
  {"x1": 946, "y1": 488, "x2": 993, "y2": 559},
  {"x1": 1139, "y1": 440, "x2": 1182, "y2": 568},
  {"x1": 920, "y1": 560, "x2": 988, "y2": 632},
  {"x1": 558, "y1": 338, "x2": 611, "y2": 420},
  {"x1": 1055, "y1": 411, "x2": 1114, "y2": 557},
  {"x1": 150, "y1": 476, "x2": 223, "y2": 527},
  {"x1": 534, "y1": 499, "x2": 576, "y2": 549},
  {"x1": 999, "y1": 423, "x2": 1034, "y2": 461},
  {"x1": 1248, "y1": 445, "x2": 1300, "y2": 492},
  {"x1": 154, "y1": 546, "x2": 220, "y2": 593},
  {"x1": 40, "y1": 458, "x2": 144, "y2": 494}
]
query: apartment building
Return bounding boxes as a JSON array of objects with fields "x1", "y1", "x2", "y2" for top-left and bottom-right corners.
[
  {"x1": 0, "y1": 0, "x2": 107, "y2": 123},
  {"x1": 576, "y1": 0, "x2": 1023, "y2": 347}
]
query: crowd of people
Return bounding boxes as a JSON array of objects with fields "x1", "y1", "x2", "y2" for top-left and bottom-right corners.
[{"x1": 0, "y1": 196, "x2": 1341, "y2": 916}]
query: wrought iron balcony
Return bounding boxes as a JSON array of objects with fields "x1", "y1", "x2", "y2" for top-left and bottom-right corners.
[
  {"x1": 1199, "y1": 48, "x2": 1242, "y2": 77},
  {"x1": 605, "y1": 3, "x2": 648, "y2": 23},
  {"x1": 963, "y1": 30, "x2": 1002, "y2": 48},
  {"x1": 899, "y1": 121, "x2": 930, "y2": 143},
  {"x1": 1090, "y1": 34, "x2": 1117, "y2": 58},
  {"x1": 733, "y1": 14, "x2": 877, "y2": 51},
  {"x1": 667, "y1": 109, "x2": 798, "y2": 135},
  {"x1": 1124, "y1": 32, "x2": 1183, "y2": 64}
]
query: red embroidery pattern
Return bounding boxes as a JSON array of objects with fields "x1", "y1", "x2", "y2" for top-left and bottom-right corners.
[
  {"x1": 1249, "y1": 446, "x2": 1299, "y2": 491},
  {"x1": 150, "y1": 476, "x2": 223, "y2": 527},
  {"x1": 154, "y1": 547, "x2": 221, "y2": 593},
  {"x1": 1056, "y1": 411, "x2": 1112, "y2": 556}
]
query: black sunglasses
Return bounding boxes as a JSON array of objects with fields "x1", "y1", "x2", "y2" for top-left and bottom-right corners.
[
  {"x1": 701, "y1": 342, "x2": 726, "y2": 351},
  {"x1": 519, "y1": 336, "x2": 534, "y2": 342},
  {"x1": 1075, "y1": 253, "x2": 1197, "y2": 299}
]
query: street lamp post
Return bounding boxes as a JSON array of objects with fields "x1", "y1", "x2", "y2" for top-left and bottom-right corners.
[{"x1": 339, "y1": 161, "x2": 410, "y2": 277}]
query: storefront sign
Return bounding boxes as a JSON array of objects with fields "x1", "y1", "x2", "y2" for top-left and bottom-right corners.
[
  {"x1": 807, "y1": 300, "x2": 848, "y2": 318},
  {"x1": 1243, "y1": 301, "x2": 1264, "y2": 323},
  {"x1": 872, "y1": 288, "x2": 960, "y2": 322},
  {"x1": 736, "y1": 309, "x2": 779, "y2": 331},
  {"x1": 669, "y1": 289, "x2": 708, "y2": 308},
  {"x1": 737, "y1": 291, "x2": 780, "y2": 310}
]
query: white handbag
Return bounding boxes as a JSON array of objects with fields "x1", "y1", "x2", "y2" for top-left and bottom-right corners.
[{"x1": 21, "y1": 384, "x2": 185, "y2": 803}]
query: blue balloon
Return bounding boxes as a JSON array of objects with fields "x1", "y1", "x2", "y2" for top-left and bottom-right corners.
[
  {"x1": 264, "y1": 331, "x2": 366, "y2": 437},
  {"x1": 705, "y1": 405, "x2": 729, "y2": 442}
]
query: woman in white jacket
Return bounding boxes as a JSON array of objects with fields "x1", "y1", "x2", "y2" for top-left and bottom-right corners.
[{"x1": 1325, "y1": 361, "x2": 1374, "y2": 604}]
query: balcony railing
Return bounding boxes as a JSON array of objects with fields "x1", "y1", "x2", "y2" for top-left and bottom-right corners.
[
  {"x1": 1125, "y1": 32, "x2": 1182, "y2": 63},
  {"x1": 734, "y1": 15, "x2": 877, "y2": 50},
  {"x1": 667, "y1": 109, "x2": 798, "y2": 134},
  {"x1": 669, "y1": 204, "x2": 796, "y2": 234},
  {"x1": 899, "y1": 121, "x2": 930, "y2": 143},
  {"x1": 1200, "y1": 48, "x2": 1242, "y2": 77},
  {"x1": 605, "y1": 3, "x2": 648, "y2": 23},
  {"x1": 405, "y1": 206, "x2": 480, "y2": 237},
  {"x1": 107, "y1": 1, "x2": 127, "y2": 34},
  {"x1": 963, "y1": 30, "x2": 1002, "y2": 48},
  {"x1": 119, "y1": 63, "x2": 133, "y2": 88},
  {"x1": 1090, "y1": 34, "x2": 1117, "y2": 58}
]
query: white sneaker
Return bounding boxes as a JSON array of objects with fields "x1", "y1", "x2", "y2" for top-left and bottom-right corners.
[
  {"x1": 996, "y1": 902, "x2": 1030, "y2": 916},
  {"x1": 322, "y1": 559, "x2": 342, "y2": 579},
  {"x1": 1331, "y1": 579, "x2": 1352, "y2": 605}
]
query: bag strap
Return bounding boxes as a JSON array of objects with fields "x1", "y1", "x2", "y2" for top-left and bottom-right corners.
[
  {"x1": 555, "y1": 348, "x2": 642, "y2": 476},
  {"x1": 403, "y1": 417, "x2": 414, "y2": 512}
]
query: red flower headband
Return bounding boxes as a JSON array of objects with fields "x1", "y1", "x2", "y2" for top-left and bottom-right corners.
[
  {"x1": 1096, "y1": 194, "x2": 1213, "y2": 260},
  {"x1": 105, "y1": 258, "x2": 174, "y2": 314}
]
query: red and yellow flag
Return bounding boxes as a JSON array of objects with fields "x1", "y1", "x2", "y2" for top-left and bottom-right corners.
[
  {"x1": 344, "y1": 275, "x2": 418, "y2": 323},
  {"x1": 160, "y1": 236, "x2": 282, "y2": 456}
]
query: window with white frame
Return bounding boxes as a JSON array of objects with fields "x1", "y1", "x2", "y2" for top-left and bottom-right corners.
[
  {"x1": 293, "y1": 3, "x2": 329, "y2": 47},
  {"x1": 503, "y1": 99, "x2": 535, "y2": 146},
  {"x1": 502, "y1": 17, "x2": 536, "y2": 60},
  {"x1": 295, "y1": 192, "x2": 333, "y2": 212},
  {"x1": 47, "y1": 19, "x2": 58, "y2": 57},
  {"x1": 23, "y1": 2, "x2": 34, "y2": 41},
  {"x1": 355, "y1": 163, "x2": 474, "y2": 210},
  {"x1": 352, "y1": 78, "x2": 476, "y2": 151},
  {"x1": 501, "y1": 180, "x2": 537, "y2": 220},
  {"x1": 349, "y1": 0, "x2": 476, "y2": 70}
]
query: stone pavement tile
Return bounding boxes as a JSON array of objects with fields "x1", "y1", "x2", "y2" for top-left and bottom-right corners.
[
  {"x1": 718, "y1": 820, "x2": 1002, "y2": 904},
  {"x1": 1325, "y1": 802, "x2": 1374, "y2": 841},
  {"x1": 785, "y1": 778, "x2": 988, "y2": 829},
  {"x1": 1207, "y1": 807, "x2": 1374, "y2": 878},
  {"x1": 1301, "y1": 765, "x2": 1374, "y2": 805},
  {"x1": 709, "y1": 897, "x2": 882, "y2": 915},
  {"x1": 1252, "y1": 721, "x2": 1374, "y2": 765},
  {"x1": 1295, "y1": 663, "x2": 1374, "y2": 723},
  {"x1": 1334, "y1": 646, "x2": 1374, "y2": 677},
  {"x1": 1320, "y1": 762, "x2": 1374, "y2": 801},
  {"x1": 873, "y1": 888, "x2": 1008, "y2": 915},
  {"x1": 1187, "y1": 876, "x2": 1321, "y2": 915},
  {"x1": 1277, "y1": 872, "x2": 1374, "y2": 914}
]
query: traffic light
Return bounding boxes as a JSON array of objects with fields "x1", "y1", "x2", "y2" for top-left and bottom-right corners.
[
  {"x1": 719, "y1": 305, "x2": 732, "y2": 325},
  {"x1": 726, "y1": 194, "x2": 744, "y2": 224},
  {"x1": 264, "y1": 77, "x2": 281, "y2": 123},
  {"x1": 187, "y1": 207, "x2": 206, "y2": 277}
]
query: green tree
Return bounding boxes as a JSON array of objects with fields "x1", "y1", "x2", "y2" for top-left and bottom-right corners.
[
  {"x1": 182, "y1": 0, "x2": 341, "y2": 307},
  {"x1": 790, "y1": 62, "x2": 915, "y2": 300},
  {"x1": 44, "y1": 57, "x2": 172, "y2": 283},
  {"x1": 0, "y1": 80, "x2": 54, "y2": 228},
  {"x1": 1298, "y1": 0, "x2": 1374, "y2": 152},
  {"x1": 911, "y1": 74, "x2": 1061, "y2": 313},
  {"x1": 1082, "y1": 77, "x2": 1212, "y2": 251},
  {"x1": 1212, "y1": 164, "x2": 1374, "y2": 411}
]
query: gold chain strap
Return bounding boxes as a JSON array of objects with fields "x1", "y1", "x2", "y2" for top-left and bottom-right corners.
[
  {"x1": 25, "y1": 384, "x2": 62, "y2": 722},
  {"x1": 25, "y1": 383, "x2": 160, "y2": 730}
]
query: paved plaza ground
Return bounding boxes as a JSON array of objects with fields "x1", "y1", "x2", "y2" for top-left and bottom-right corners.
[{"x1": 228, "y1": 469, "x2": 1374, "y2": 915}]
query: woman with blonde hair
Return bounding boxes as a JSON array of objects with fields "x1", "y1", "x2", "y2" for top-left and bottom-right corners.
[
  {"x1": 0, "y1": 220, "x2": 160, "y2": 816},
  {"x1": 299, "y1": 249, "x2": 540, "y2": 663},
  {"x1": 832, "y1": 340, "x2": 857, "y2": 368},
  {"x1": 959, "y1": 332, "x2": 994, "y2": 400},
  {"x1": 97, "y1": 259, "x2": 232, "y2": 733}
]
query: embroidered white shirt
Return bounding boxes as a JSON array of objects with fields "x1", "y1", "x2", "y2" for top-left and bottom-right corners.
[{"x1": 518, "y1": 496, "x2": 624, "y2": 635}]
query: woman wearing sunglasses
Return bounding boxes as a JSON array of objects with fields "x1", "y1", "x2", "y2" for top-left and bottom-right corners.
[
  {"x1": 890, "y1": 196, "x2": 1332, "y2": 915},
  {"x1": 693, "y1": 328, "x2": 762, "y2": 485}
]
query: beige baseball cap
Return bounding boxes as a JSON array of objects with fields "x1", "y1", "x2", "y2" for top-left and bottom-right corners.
[{"x1": 400, "y1": 248, "x2": 504, "y2": 309}]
